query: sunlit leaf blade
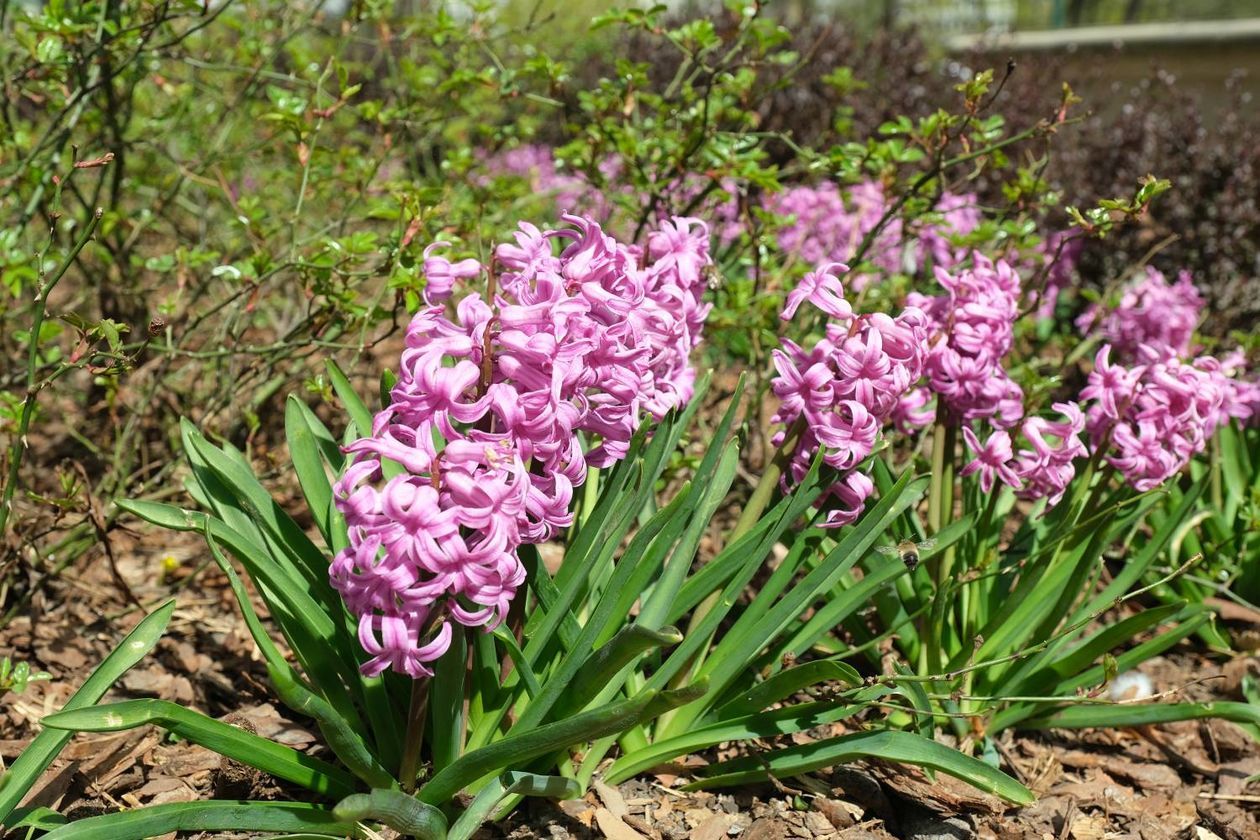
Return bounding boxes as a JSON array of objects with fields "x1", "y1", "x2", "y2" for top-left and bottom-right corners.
[
  {"x1": 39, "y1": 801, "x2": 356, "y2": 839},
  {"x1": 207, "y1": 530, "x2": 397, "y2": 788},
  {"x1": 285, "y1": 394, "x2": 339, "y2": 549},
  {"x1": 511, "y1": 486, "x2": 695, "y2": 734},
  {"x1": 5, "y1": 805, "x2": 67, "y2": 831},
  {"x1": 419, "y1": 684, "x2": 704, "y2": 805},
  {"x1": 1005, "y1": 603, "x2": 1186, "y2": 697},
  {"x1": 716, "y1": 660, "x2": 861, "y2": 718},
  {"x1": 991, "y1": 612, "x2": 1211, "y2": 732},
  {"x1": 0, "y1": 601, "x2": 174, "y2": 825},
  {"x1": 606, "y1": 691, "x2": 888, "y2": 785},
  {"x1": 123, "y1": 487, "x2": 366, "y2": 733},
  {"x1": 563, "y1": 625, "x2": 683, "y2": 714},
  {"x1": 182, "y1": 424, "x2": 331, "y2": 598},
  {"x1": 685, "y1": 730, "x2": 1033, "y2": 804},
  {"x1": 326, "y1": 359, "x2": 374, "y2": 438},
  {"x1": 334, "y1": 790, "x2": 446, "y2": 840},
  {"x1": 1021, "y1": 701, "x2": 1260, "y2": 730},
  {"x1": 431, "y1": 629, "x2": 470, "y2": 772},
  {"x1": 668, "y1": 471, "x2": 927, "y2": 733},
  {"x1": 448, "y1": 772, "x2": 582, "y2": 840},
  {"x1": 40, "y1": 700, "x2": 357, "y2": 799}
]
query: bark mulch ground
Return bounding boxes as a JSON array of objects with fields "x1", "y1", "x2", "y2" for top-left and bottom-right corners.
[{"x1": 2, "y1": 526, "x2": 1257, "y2": 840}]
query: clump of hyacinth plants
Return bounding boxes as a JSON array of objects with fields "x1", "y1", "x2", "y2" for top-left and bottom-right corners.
[
  {"x1": 331, "y1": 213, "x2": 711, "y2": 682},
  {"x1": 727, "y1": 240, "x2": 1260, "y2": 775},
  {"x1": 11, "y1": 211, "x2": 1032, "y2": 839}
]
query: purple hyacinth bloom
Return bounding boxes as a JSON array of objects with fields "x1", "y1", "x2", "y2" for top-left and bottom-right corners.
[
  {"x1": 913, "y1": 255, "x2": 1024, "y2": 429},
  {"x1": 960, "y1": 427, "x2": 1021, "y2": 493},
  {"x1": 781, "y1": 262, "x2": 852, "y2": 322},
  {"x1": 772, "y1": 263, "x2": 929, "y2": 527},
  {"x1": 422, "y1": 242, "x2": 482, "y2": 304},
  {"x1": 1076, "y1": 266, "x2": 1203, "y2": 361},
  {"x1": 1078, "y1": 343, "x2": 1237, "y2": 492},
  {"x1": 331, "y1": 213, "x2": 713, "y2": 677}
]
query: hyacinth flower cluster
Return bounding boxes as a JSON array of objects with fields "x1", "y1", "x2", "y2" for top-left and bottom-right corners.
[
  {"x1": 766, "y1": 181, "x2": 905, "y2": 289},
  {"x1": 476, "y1": 144, "x2": 600, "y2": 220},
  {"x1": 908, "y1": 255, "x2": 1025, "y2": 431},
  {"x1": 766, "y1": 181, "x2": 982, "y2": 290},
  {"x1": 1079, "y1": 345, "x2": 1241, "y2": 491},
  {"x1": 770, "y1": 263, "x2": 930, "y2": 526},
  {"x1": 915, "y1": 191, "x2": 983, "y2": 270},
  {"x1": 1075, "y1": 266, "x2": 1203, "y2": 360},
  {"x1": 961, "y1": 402, "x2": 1088, "y2": 507},
  {"x1": 330, "y1": 214, "x2": 713, "y2": 677},
  {"x1": 1215, "y1": 350, "x2": 1260, "y2": 426},
  {"x1": 905, "y1": 255, "x2": 1088, "y2": 507}
]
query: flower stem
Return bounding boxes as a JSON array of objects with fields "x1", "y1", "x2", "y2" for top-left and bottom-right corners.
[
  {"x1": 923, "y1": 416, "x2": 956, "y2": 675},
  {"x1": 398, "y1": 677, "x2": 431, "y2": 792},
  {"x1": 729, "y1": 415, "x2": 806, "y2": 543},
  {"x1": 1210, "y1": 433, "x2": 1223, "y2": 513}
]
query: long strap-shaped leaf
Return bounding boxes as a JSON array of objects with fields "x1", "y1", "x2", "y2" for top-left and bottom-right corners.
[
  {"x1": 510, "y1": 488, "x2": 694, "y2": 734},
  {"x1": 326, "y1": 359, "x2": 375, "y2": 440},
  {"x1": 1002, "y1": 602, "x2": 1185, "y2": 699},
  {"x1": 716, "y1": 659, "x2": 862, "y2": 719},
  {"x1": 0, "y1": 601, "x2": 173, "y2": 824},
  {"x1": 606, "y1": 692, "x2": 886, "y2": 785},
  {"x1": 666, "y1": 472, "x2": 928, "y2": 735},
  {"x1": 686, "y1": 729, "x2": 1033, "y2": 805},
  {"x1": 207, "y1": 533, "x2": 396, "y2": 789},
  {"x1": 40, "y1": 700, "x2": 357, "y2": 799},
  {"x1": 333, "y1": 789, "x2": 446, "y2": 839},
  {"x1": 118, "y1": 500, "x2": 364, "y2": 730},
  {"x1": 39, "y1": 801, "x2": 357, "y2": 839},
  {"x1": 418, "y1": 685, "x2": 703, "y2": 805},
  {"x1": 1021, "y1": 700, "x2": 1260, "y2": 729},
  {"x1": 181, "y1": 422, "x2": 335, "y2": 609},
  {"x1": 285, "y1": 394, "x2": 345, "y2": 551},
  {"x1": 643, "y1": 458, "x2": 831, "y2": 701},
  {"x1": 447, "y1": 772, "x2": 582, "y2": 840},
  {"x1": 989, "y1": 609, "x2": 1210, "y2": 732}
]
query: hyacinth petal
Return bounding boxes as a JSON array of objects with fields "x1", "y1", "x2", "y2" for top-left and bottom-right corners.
[{"x1": 781, "y1": 262, "x2": 852, "y2": 322}]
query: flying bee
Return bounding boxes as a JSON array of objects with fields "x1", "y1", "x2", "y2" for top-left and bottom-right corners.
[
  {"x1": 702, "y1": 263, "x2": 723, "y2": 291},
  {"x1": 876, "y1": 538, "x2": 937, "y2": 571}
]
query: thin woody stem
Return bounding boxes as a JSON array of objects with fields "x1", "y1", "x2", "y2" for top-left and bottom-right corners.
[{"x1": 0, "y1": 208, "x2": 102, "y2": 541}]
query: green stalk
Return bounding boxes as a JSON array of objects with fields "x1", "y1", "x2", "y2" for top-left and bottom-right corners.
[
  {"x1": 922, "y1": 417, "x2": 956, "y2": 674},
  {"x1": 398, "y1": 600, "x2": 453, "y2": 790},
  {"x1": 0, "y1": 208, "x2": 102, "y2": 541},
  {"x1": 579, "y1": 465, "x2": 601, "y2": 527},
  {"x1": 731, "y1": 416, "x2": 808, "y2": 543},
  {"x1": 935, "y1": 421, "x2": 958, "y2": 586},
  {"x1": 398, "y1": 678, "x2": 430, "y2": 792},
  {"x1": 686, "y1": 418, "x2": 804, "y2": 628},
  {"x1": 926, "y1": 418, "x2": 949, "y2": 535},
  {"x1": 1210, "y1": 434, "x2": 1223, "y2": 514},
  {"x1": 963, "y1": 486, "x2": 1001, "y2": 631}
]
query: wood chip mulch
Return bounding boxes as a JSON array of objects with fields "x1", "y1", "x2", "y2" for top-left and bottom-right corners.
[{"x1": 1, "y1": 525, "x2": 1257, "y2": 840}]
